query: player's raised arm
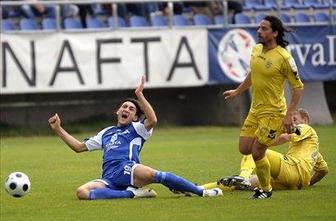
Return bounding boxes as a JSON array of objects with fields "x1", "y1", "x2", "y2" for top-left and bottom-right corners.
[
  {"x1": 223, "y1": 72, "x2": 251, "y2": 100},
  {"x1": 135, "y1": 75, "x2": 157, "y2": 131},
  {"x1": 48, "y1": 113, "x2": 88, "y2": 153}
]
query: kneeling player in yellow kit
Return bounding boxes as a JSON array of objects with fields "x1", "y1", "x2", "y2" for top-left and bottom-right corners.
[{"x1": 203, "y1": 108, "x2": 328, "y2": 192}]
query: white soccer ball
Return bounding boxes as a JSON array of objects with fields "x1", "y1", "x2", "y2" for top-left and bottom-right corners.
[{"x1": 4, "y1": 172, "x2": 31, "y2": 198}]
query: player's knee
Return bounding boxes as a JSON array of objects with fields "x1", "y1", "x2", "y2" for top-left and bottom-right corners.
[
  {"x1": 239, "y1": 137, "x2": 253, "y2": 154},
  {"x1": 239, "y1": 143, "x2": 252, "y2": 155},
  {"x1": 239, "y1": 148, "x2": 251, "y2": 155},
  {"x1": 76, "y1": 186, "x2": 89, "y2": 200},
  {"x1": 148, "y1": 170, "x2": 157, "y2": 181},
  {"x1": 239, "y1": 144, "x2": 251, "y2": 155},
  {"x1": 134, "y1": 167, "x2": 156, "y2": 186},
  {"x1": 142, "y1": 169, "x2": 156, "y2": 183}
]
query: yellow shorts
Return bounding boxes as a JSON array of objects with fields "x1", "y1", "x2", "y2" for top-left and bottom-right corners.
[
  {"x1": 271, "y1": 155, "x2": 309, "y2": 190},
  {"x1": 240, "y1": 112, "x2": 285, "y2": 146},
  {"x1": 272, "y1": 156, "x2": 303, "y2": 190},
  {"x1": 250, "y1": 150, "x2": 310, "y2": 190}
]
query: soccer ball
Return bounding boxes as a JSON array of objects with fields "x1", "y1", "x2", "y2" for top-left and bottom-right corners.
[{"x1": 4, "y1": 172, "x2": 31, "y2": 198}]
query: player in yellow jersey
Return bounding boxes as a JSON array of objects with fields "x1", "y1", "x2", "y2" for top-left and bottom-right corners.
[
  {"x1": 223, "y1": 15, "x2": 304, "y2": 199},
  {"x1": 203, "y1": 108, "x2": 328, "y2": 191}
]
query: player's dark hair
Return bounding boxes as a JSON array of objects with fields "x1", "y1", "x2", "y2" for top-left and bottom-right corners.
[
  {"x1": 264, "y1": 15, "x2": 291, "y2": 48},
  {"x1": 120, "y1": 98, "x2": 144, "y2": 119}
]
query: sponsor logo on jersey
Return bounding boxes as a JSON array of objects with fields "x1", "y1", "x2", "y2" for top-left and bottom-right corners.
[
  {"x1": 105, "y1": 129, "x2": 131, "y2": 151},
  {"x1": 106, "y1": 133, "x2": 121, "y2": 151},
  {"x1": 265, "y1": 60, "x2": 272, "y2": 69},
  {"x1": 267, "y1": 129, "x2": 277, "y2": 139}
]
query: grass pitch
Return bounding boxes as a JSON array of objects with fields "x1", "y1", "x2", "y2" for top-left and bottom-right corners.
[{"x1": 1, "y1": 126, "x2": 335, "y2": 221}]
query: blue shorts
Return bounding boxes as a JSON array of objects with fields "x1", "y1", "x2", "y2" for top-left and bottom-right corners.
[{"x1": 94, "y1": 160, "x2": 139, "y2": 190}]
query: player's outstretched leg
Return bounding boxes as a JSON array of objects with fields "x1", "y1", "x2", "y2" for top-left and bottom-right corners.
[
  {"x1": 89, "y1": 188, "x2": 135, "y2": 200},
  {"x1": 77, "y1": 181, "x2": 136, "y2": 200},
  {"x1": 155, "y1": 171, "x2": 222, "y2": 197},
  {"x1": 201, "y1": 181, "x2": 234, "y2": 192},
  {"x1": 88, "y1": 186, "x2": 157, "y2": 200}
]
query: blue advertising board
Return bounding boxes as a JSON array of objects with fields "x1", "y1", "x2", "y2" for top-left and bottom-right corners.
[{"x1": 208, "y1": 25, "x2": 336, "y2": 84}]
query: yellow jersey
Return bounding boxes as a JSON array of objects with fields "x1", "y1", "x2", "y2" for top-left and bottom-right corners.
[
  {"x1": 250, "y1": 44, "x2": 304, "y2": 116},
  {"x1": 286, "y1": 123, "x2": 328, "y2": 186}
]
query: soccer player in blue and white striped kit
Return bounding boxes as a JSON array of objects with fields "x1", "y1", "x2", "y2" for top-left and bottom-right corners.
[{"x1": 48, "y1": 75, "x2": 222, "y2": 200}]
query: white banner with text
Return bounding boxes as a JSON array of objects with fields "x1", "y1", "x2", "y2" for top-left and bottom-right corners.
[{"x1": 1, "y1": 29, "x2": 208, "y2": 94}]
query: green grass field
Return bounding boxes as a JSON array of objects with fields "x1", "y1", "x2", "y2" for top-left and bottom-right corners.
[{"x1": 1, "y1": 126, "x2": 335, "y2": 221}]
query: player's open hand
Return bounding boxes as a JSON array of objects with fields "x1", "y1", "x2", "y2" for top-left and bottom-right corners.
[
  {"x1": 135, "y1": 75, "x2": 145, "y2": 97},
  {"x1": 223, "y1": 89, "x2": 238, "y2": 100},
  {"x1": 48, "y1": 113, "x2": 61, "y2": 131}
]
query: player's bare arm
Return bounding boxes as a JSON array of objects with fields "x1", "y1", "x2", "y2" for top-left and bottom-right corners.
[
  {"x1": 271, "y1": 133, "x2": 291, "y2": 146},
  {"x1": 48, "y1": 113, "x2": 87, "y2": 153},
  {"x1": 223, "y1": 72, "x2": 251, "y2": 99},
  {"x1": 135, "y1": 75, "x2": 157, "y2": 131},
  {"x1": 310, "y1": 152, "x2": 328, "y2": 186},
  {"x1": 283, "y1": 88, "x2": 303, "y2": 133},
  {"x1": 310, "y1": 169, "x2": 328, "y2": 186}
]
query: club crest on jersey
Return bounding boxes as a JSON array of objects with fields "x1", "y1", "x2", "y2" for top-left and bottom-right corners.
[
  {"x1": 265, "y1": 60, "x2": 272, "y2": 68},
  {"x1": 217, "y1": 29, "x2": 256, "y2": 83},
  {"x1": 267, "y1": 129, "x2": 277, "y2": 139}
]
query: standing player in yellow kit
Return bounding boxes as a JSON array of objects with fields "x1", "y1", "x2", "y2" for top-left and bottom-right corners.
[
  {"x1": 222, "y1": 15, "x2": 304, "y2": 199},
  {"x1": 203, "y1": 108, "x2": 328, "y2": 191}
]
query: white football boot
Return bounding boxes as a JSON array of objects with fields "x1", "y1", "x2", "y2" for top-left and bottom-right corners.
[{"x1": 127, "y1": 187, "x2": 157, "y2": 198}]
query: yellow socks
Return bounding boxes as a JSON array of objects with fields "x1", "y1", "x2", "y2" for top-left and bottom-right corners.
[
  {"x1": 202, "y1": 182, "x2": 219, "y2": 190},
  {"x1": 255, "y1": 156, "x2": 272, "y2": 192},
  {"x1": 239, "y1": 155, "x2": 255, "y2": 179},
  {"x1": 201, "y1": 182, "x2": 233, "y2": 192}
]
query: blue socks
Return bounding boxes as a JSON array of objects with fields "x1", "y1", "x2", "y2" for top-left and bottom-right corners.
[
  {"x1": 155, "y1": 171, "x2": 203, "y2": 196},
  {"x1": 89, "y1": 171, "x2": 204, "y2": 199},
  {"x1": 89, "y1": 188, "x2": 134, "y2": 200}
]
